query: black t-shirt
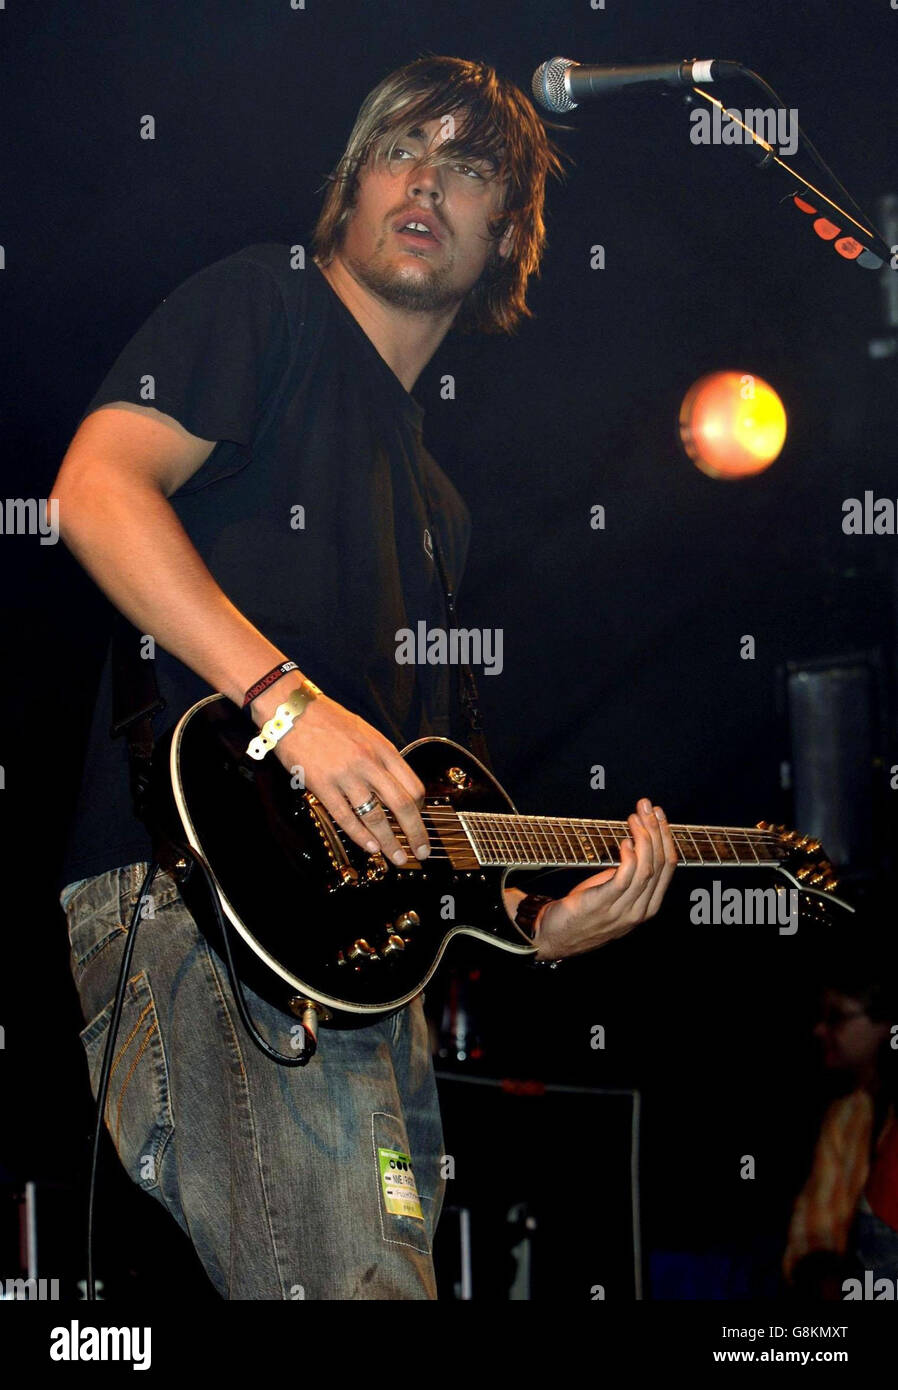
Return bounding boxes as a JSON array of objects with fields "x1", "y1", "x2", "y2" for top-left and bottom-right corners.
[{"x1": 59, "y1": 244, "x2": 472, "y2": 889}]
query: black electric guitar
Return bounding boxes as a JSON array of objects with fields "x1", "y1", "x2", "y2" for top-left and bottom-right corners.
[{"x1": 145, "y1": 693, "x2": 852, "y2": 1023}]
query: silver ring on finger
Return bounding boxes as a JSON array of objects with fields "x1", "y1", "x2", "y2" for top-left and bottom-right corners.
[{"x1": 354, "y1": 795, "x2": 380, "y2": 817}]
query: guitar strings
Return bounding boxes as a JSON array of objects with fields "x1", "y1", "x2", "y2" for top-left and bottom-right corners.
[{"x1": 332, "y1": 805, "x2": 787, "y2": 865}]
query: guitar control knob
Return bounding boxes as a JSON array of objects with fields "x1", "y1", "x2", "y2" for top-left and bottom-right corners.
[
  {"x1": 347, "y1": 939, "x2": 379, "y2": 962},
  {"x1": 394, "y1": 910, "x2": 420, "y2": 933},
  {"x1": 382, "y1": 933, "x2": 407, "y2": 956}
]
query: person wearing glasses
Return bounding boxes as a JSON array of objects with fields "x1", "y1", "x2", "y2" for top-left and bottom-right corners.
[{"x1": 783, "y1": 941, "x2": 898, "y2": 1297}]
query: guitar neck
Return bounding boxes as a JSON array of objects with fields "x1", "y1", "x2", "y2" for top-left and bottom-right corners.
[{"x1": 456, "y1": 812, "x2": 787, "y2": 870}]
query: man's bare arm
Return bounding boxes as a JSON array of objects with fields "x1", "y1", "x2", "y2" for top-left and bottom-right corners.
[
  {"x1": 51, "y1": 403, "x2": 433, "y2": 863},
  {"x1": 51, "y1": 403, "x2": 282, "y2": 705}
]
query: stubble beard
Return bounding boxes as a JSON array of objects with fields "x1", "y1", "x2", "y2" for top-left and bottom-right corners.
[{"x1": 344, "y1": 232, "x2": 492, "y2": 315}]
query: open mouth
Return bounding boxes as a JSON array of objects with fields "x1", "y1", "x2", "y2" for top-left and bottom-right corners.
[{"x1": 394, "y1": 220, "x2": 441, "y2": 245}]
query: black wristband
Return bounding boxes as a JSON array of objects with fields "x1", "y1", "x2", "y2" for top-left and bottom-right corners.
[
  {"x1": 514, "y1": 893, "x2": 554, "y2": 939},
  {"x1": 515, "y1": 893, "x2": 563, "y2": 968},
  {"x1": 243, "y1": 661, "x2": 299, "y2": 708}
]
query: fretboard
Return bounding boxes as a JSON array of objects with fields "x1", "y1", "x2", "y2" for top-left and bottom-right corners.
[{"x1": 456, "y1": 812, "x2": 787, "y2": 869}]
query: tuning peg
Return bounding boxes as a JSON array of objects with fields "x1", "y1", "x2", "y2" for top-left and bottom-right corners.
[
  {"x1": 806, "y1": 839, "x2": 822, "y2": 853},
  {"x1": 809, "y1": 871, "x2": 825, "y2": 885},
  {"x1": 796, "y1": 865, "x2": 813, "y2": 880},
  {"x1": 756, "y1": 820, "x2": 770, "y2": 831}
]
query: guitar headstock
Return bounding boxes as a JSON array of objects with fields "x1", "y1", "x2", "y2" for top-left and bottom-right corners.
[{"x1": 756, "y1": 821, "x2": 854, "y2": 915}]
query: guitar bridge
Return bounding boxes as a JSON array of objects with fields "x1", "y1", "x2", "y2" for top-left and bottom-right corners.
[{"x1": 306, "y1": 794, "x2": 359, "y2": 885}]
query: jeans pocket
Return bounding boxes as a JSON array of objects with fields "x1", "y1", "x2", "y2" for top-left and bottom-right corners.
[
  {"x1": 79, "y1": 970, "x2": 174, "y2": 1193},
  {"x1": 371, "y1": 1111, "x2": 431, "y2": 1256}
]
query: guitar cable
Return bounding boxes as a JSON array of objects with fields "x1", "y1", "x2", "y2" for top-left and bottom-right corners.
[{"x1": 86, "y1": 849, "x2": 318, "y2": 1300}]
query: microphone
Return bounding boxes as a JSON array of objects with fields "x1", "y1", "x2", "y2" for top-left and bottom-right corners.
[{"x1": 532, "y1": 57, "x2": 742, "y2": 112}]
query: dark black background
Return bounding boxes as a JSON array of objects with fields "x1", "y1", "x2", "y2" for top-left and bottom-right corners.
[{"x1": 2, "y1": 0, "x2": 897, "y2": 1299}]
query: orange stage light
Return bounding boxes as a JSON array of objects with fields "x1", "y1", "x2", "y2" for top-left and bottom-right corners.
[{"x1": 679, "y1": 371, "x2": 787, "y2": 479}]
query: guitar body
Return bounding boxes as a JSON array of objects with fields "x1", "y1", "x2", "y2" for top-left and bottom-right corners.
[{"x1": 146, "y1": 694, "x2": 534, "y2": 1024}]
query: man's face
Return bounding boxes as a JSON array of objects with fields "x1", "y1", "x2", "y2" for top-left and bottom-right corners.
[
  {"x1": 813, "y1": 989, "x2": 888, "y2": 1072},
  {"x1": 333, "y1": 108, "x2": 512, "y2": 316}
]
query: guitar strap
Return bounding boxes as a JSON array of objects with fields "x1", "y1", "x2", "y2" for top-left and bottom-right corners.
[
  {"x1": 425, "y1": 520, "x2": 496, "y2": 775},
  {"x1": 109, "y1": 533, "x2": 500, "y2": 822},
  {"x1": 109, "y1": 609, "x2": 167, "y2": 825},
  {"x1": 109, "y1": 524, "x2": 496, "y2": 827},
  {"x1": 109, "y1": 523, "x2": 496, "y2": 826}
]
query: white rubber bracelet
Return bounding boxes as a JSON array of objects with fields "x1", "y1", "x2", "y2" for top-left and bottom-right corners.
[{"x1": 245, "y1": 681, "x2": 320, "y2": 761}]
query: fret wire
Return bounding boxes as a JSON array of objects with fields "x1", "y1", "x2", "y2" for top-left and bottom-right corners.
[
  {"x1": 611, "y1": 820, "x2": 633, "y2": 860},
  {"x1": 537, "y1": 818, "x2": 557, "y2": 865},
  {"x1": 548, "y1": 816, "x2": 573, "y2": 865},
  {"x1": 453, "y1": 811, "x2": 479, "y2": 861},
  {"x1": 465, "y1": 813, "x2": 493, "y2": 865},
  {"x1": 522, "y1": 816, "x2": 543, "y2": 866},
  {"x1": 487, "y1": 816, "x2": 505, "y2": 866},
  {"x1": 721, "y1": 829, "x2": 739, "y2": 863},
  {"x1": 545, "y1": 816, "x2": 566, "y2": 866},
  {"x1": 592, "y1": 817, "x2": 611, "y2": 861},
  {"x1": 483, "y1": 815, "x2": 503, "y2": 865},
  {"x1": 575, "y1": 816, "x2": 605, "y2": 865},
  {"x1": 470, "y1": 813, "x2": 506, "y2": 865},
  {"x1": 727, "y1": 830, "x2": 747, "y2": 861},
  {"x1": 701, "y1": 827, "x2": 722, "y2": 863},
  {"x1": 548, "y1": 818, "x2": 570, "y2": 863},
  {"x1": 506, "y1": 816, "x2": 531, "y2": 864},
  {"x1": 682, "y1": 826, "x2": 703, "y2": 863},
  {"x1": 522, "y1": 816, "x2": 545, "y2": 865},
  {"x1": 509, "y1": 814, "x2": 534, "y2": 866},
  {"x1": 609, "y1": 820, "x2": 631, "y2": 860},
  {"x1": 578, "y1": 817, "x2": 606, "y2": 861},
  {"x1": 492, "y1": 814, "x2": 516, "y2": 866},
  {"x1": 499, "y1": 814, "x2": 524, "y2": 865},
  {"x1": 667, "y1": 827, "x2": 691, "y2": 865},
  {"x1": 556, "y1": 818, "x2": 582, "y2": 864},
  {"x1": 527, "y1": 816, "x2": 550, "y2": 865}
]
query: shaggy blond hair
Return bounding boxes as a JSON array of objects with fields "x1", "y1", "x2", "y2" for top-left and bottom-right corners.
[{"x1": 312, "y1": 55, "x2": 569, "y2": 335}]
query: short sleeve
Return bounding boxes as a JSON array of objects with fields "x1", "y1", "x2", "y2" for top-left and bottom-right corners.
[{"x1": 78, "y1": 249, "x2": 291, "y2": 490}]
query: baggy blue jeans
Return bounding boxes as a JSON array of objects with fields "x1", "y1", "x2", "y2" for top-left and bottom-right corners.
[{"x1": 59, "y1": 862, "x2": 446, "y2": 1299}]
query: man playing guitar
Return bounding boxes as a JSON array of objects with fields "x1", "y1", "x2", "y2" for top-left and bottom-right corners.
[{"x1": 53, "y1": 55, "x2": 677, "y2": 1299}]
